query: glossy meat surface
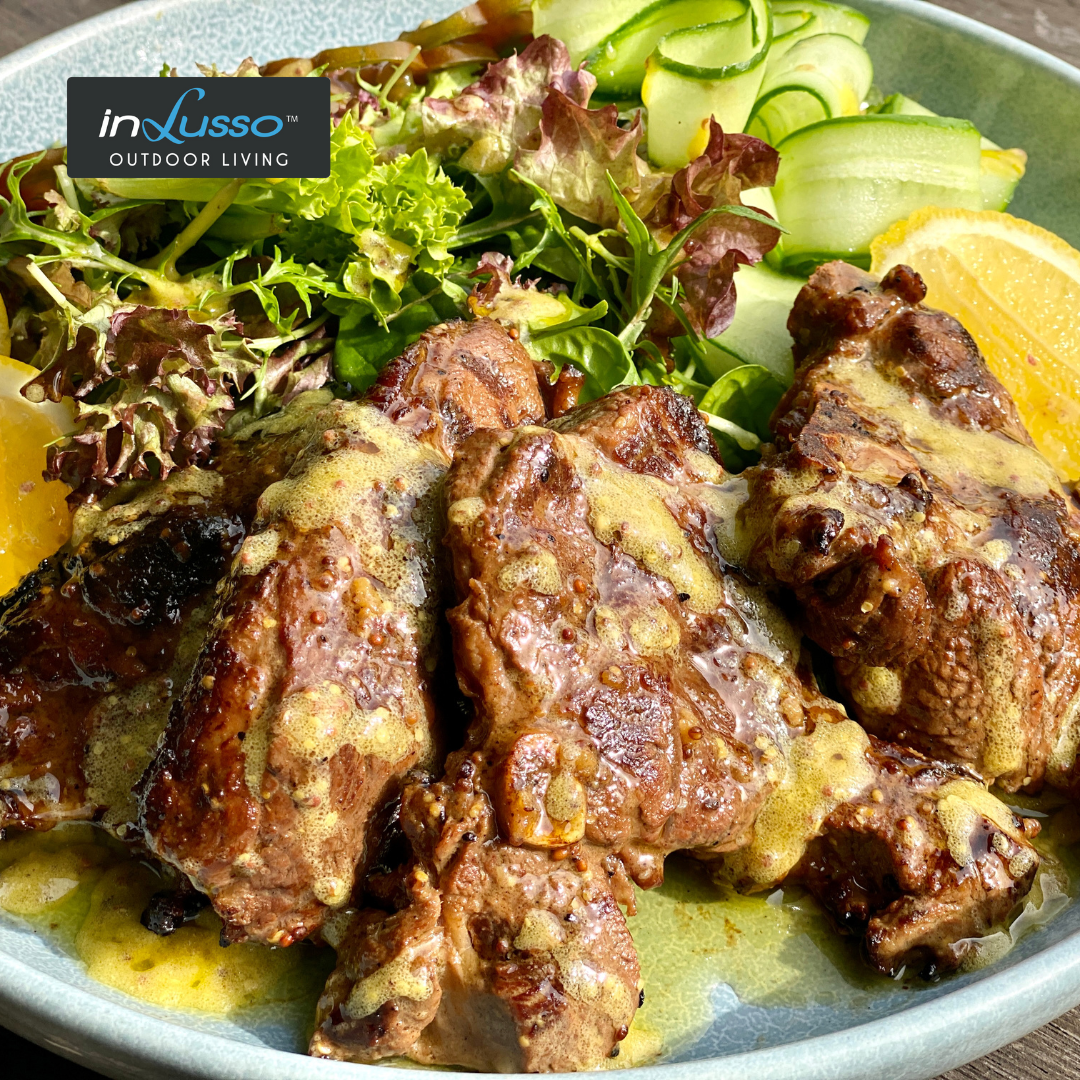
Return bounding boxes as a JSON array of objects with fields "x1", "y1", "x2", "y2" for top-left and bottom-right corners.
[
  {"x1": 790, "y1": 736, "x2": 1038, "y2": 976},
  {"x1": 366, "y1": 318, "x2": 553, "y2": 459},
  {"x1": 0, "y1": 395, "x2": 326, "y2": 832},
  {"x1": 0, "y1": 475, "x2": 236, "y2": 831},
  {"x1": 313, "y1": 780, "x2": 640, "y2": 1072},
  {"x1": 743, "y1": 262, "x2": 1080, "y2": 793},
  {"x1": 310, "y1": 386, "x2": 1038, "y2": 1071},
  {"x1": 140, "y1": 320, "x2": 547, "y2": 945},
  {"x1": 444, "y1": 388, "x2": 782, "y2": 881}
]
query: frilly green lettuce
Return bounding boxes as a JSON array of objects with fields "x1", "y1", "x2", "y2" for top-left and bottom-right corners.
[{"x1": 242, "y1": 114, "x2": 469, "y2": 313}]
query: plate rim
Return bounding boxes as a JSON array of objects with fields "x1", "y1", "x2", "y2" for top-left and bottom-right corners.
[
  {"x1": 5, "y1": 902, "x2": 1080, "y2": 1080},
  {"x1": 1, "y1": 1, "x2": 1080, "y2": 1078},
  {"x1": 0, "y1": 0, "x2": 1076, "y2": 85}
]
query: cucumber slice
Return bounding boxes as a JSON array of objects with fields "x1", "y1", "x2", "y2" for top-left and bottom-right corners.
[
  {"x1": 531, "y1": 0, "x2": 644, "y2": 66},
  {"x1": 741, "y1": 185, "x2": 778, "y2": 221},
  {"x1": 701, "y1": 262, "x2": 805, "y2": 383},
  {"x1": 771, "y1": 0, "x2": 870, "y2": 44},
  {"x1": 980, "y1": 146, "x2": 1028, "y2": 211},
  {"x1": 586, "y1": 0, "x2": 729, "y2": 97},
  {"x1": 770, "y1": 8, "x2": 819, "y2": 61},
  {"x1": 642, "y1": 0, "x2": 771, "y2": 170},
  {"x1": 772, "y1": 8, "x2": 815, "y2": 47},
  {"x1": 769, "y1": 0, "x2": 868, "y2": 66},
  {"x1": 875, "y1": 91, "x2": 936, "y2": 117},
  {"x1": 874, "y1": 93, "x2": 1027, "y2": 211},
  {"x1": 747, "y1": 32, "x2": 873, "y2": 146},
  {"x1": 771, "y1": 114, "x2": 984, "y2": 276}
]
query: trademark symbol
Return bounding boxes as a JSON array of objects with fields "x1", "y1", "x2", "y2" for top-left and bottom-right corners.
[{"x1": 287, "y1": 114, "x2": 298, "y2": 122}]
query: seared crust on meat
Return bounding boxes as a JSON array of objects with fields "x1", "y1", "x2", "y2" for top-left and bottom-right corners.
[
  {"x1": 312, "y1": 781, "x2": 640, "y2": 1072},
  {"x1": 311, "y1": 385, "x2": 1039, "y2": 1071},
  {"x1": 743, "y1": 261, "x2": 1080, "y2": 792},
  {"x1": 139, "y1": 398, "x2": 450, "y2": 944},
  {"x1": 0, "y1": 484, "x2": 239, "y2": 830},
  {"x1": 549, "y1": 381, "x2": 723, "y2": 482},
  {"x1": 366, "y1": 318, "x2": 549, "y2": 460},
  {"x1": 140, "y1": 320, "x2": 546, "y2": 945},
  {"x1": 442, "y1": 397, "x2": 781, "y2": 874},
  {"x1": 0, "y1": 396, "x2": 325, "y2": 832},
  {"x1": 795, "y1": 737, "x2": 1039, "y2": 976}
]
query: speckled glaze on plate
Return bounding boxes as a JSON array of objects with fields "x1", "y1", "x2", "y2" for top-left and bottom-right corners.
[{"x1": 0, "y1": 2, "x2": 1079, "y2": 1078}]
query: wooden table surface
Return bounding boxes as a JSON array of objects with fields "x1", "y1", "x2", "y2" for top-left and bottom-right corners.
[{"x1": 0, "y1": 0, "x2": 1078, "y2": 1077}]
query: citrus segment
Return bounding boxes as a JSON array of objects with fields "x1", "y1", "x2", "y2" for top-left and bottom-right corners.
[
  {"x1": 870, "y1": 207, "x2": 1080, "y2": 481},
  {"x1": 0, "y1": 355, "x2": 73, "y2": 595}
]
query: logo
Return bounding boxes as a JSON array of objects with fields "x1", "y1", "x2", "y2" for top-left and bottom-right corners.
[{"x1": 67, "y1": 77, "x2": 330, "y2": 179}]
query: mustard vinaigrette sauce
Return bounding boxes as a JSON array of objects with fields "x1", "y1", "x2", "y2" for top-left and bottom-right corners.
[
  {"x1": 0, "y1": 795, "x2": 1074, "y2": 1064},
  {"x1": 0, "y1": 826, "x2": 333, "y2": 1042}
]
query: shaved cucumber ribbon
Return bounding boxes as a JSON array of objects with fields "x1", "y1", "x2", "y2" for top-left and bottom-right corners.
[
  {"x1": 875, "y1": 92, "x2": 1027, "y2": 211},
  {"x1": 641, "y1": 0, "x2": 773, "y2": 169},
  {"x1": 534, "y1": 0, "x2": 875, "y2": 169},
  {"x1": 770, "y1": 0, "x2": 869, "y2": 45},
  {"x1": 746, "y1": 32, "x2": 874, "y2": 147},
  {"x1": 769, "y1": 8, "x2": 820, "y2": 61},
  {"x1": 586, "y1": 0, "x2": 732, "y2": 97}
]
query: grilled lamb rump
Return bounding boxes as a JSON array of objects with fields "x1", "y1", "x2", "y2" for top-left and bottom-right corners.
[
  {"x1": 138, "y1": 319, "x2": 548, "y2": 945},
  {"x1": 742, "y1": 261, "x2": 1080, "y2": 795},
  {"x1": 310, "y1": 385, "x2": 1038, "y2": 1072},
  {"x1": 0, "y1": 392, "x2": 327, "y2": 832},
  {"x1": 0, "y1": 266, "x2": 1051, "y2": 1077}
]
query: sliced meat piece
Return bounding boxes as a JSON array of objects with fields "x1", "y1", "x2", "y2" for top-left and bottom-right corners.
[
  {"x1": 0, "y1": 391, "x2": 327, "y2": 832},
  {"x1": 751, "y1": 736, "x2": 1039, "y2": 976},
  {"x1": 365, "y1": 318, "x2": 553, "y2": 458},
  {"x1": 139, "y1": 399, "x2": 449, "y2": 944},
  {"x1": 139, "y1": 319, "x2": 547, "y2": 946},
  {"x1": 549, "y1": 382, "x2": 723, "y2": 484},
  {"x1": 441, "y1": 390, "x2": 781, "y2": 880},
  {"x1": 0, "y1": 472, "x2": 237, "y2": 831},
  {"x1": 313, "y1": 867, "x2": 445, "y2": 1064},
  {"x1": 742, "y1": 261, "x2": 1080, "y2": 793},
  {"x1": 312, "y1": 781, "x2": 639, "y2": 1072},
  {"x1": 311, "y1": 385, "x2": 1038, "y2": 1071}
]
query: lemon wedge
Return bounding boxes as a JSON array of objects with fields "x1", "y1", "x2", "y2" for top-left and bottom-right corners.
[
  {"x1": 870, "y1": 207, "x2": 1080, "y2": 481},
  {"x1": 0, "y1": 354, "x2": 74, "y2": 595}
]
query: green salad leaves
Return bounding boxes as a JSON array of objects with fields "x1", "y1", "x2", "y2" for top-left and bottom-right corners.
[
  {"x1": 261, "y1": 115, "x2": 470, "y2": 304},
  {"x1": 0, "y1": 27, "x2": 787, "y2": 500}
]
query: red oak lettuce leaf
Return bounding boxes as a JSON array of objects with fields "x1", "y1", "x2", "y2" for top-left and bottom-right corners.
[
  {"x1": 514, "y1": 91, "x2": 652, "y2": 226},
  {"x1": 648, "y1": 120, "x2": 780, "y2": 239},
  {"x1": 423, "y1": 35, "x2": 594, "y2": 175},
  {"x1": 27, "y1": 306, "x2": 330, "y2": 502},
  {"x1": 651, "y1": 120, "x2": 782, "y2": 339}
]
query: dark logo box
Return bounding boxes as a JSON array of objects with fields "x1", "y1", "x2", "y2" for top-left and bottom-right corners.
[{"x1": 66, "y1": 76, "x2": 331, "y2": 179}]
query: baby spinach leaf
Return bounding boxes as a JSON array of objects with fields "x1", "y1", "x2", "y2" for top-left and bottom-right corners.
[
  {"x1": 329, "y1": 274, "x2": 463, "y2": 391},
  {"x1": 698, "y1": 364, "x2": 785, "y2": 471},
  {"x1": 526, "y1": 324, "x2": 640, "y2": 404}
]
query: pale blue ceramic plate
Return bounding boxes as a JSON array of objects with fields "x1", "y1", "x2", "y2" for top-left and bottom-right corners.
[{"x1": 1, "y1": 2, "x2": 1079, "y2": 1078}]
